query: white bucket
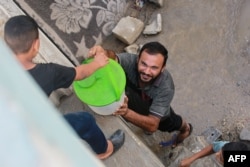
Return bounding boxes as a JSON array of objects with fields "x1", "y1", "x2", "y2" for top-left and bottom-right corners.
[{"x1": 88, "y1": 92, "x2": 125, "y2": 115}]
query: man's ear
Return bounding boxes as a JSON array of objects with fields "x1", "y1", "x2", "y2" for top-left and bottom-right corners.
[{"x1": 161, "y1": 65, "x2": 166, "y2": 72}]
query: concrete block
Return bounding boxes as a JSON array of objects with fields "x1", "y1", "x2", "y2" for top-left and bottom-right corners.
[
  {"x1": 240, "y1": 127, "x2": 250, "y2": 141},
  {"x1": 143, "y1": 13, "x2": 162, "y2": 35},
  {"x1": 124, "y1": 43, "x2": 140, "y2": 54},
  {"x1": 201, "y1": 126, "x2": 222, "y2": 144},
  {"x1": 112, "y1": 16, "x2": 144, "y2": 45}
]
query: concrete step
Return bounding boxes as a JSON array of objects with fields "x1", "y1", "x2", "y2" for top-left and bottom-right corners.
[{"x1": 58, "y1": 93, "x2": 165, "y2": 167}]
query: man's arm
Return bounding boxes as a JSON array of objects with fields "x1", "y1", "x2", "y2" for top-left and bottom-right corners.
[
  {"x1": 179, "y1": 145, "x2": 214, "y2": 167},
  {"x1": 74, "y1": 52, "x2": 108, "y2": 80},
  {"x1": 124, "y1": 109, "x2": 160, "y2": 132},
  {"x1": 114, "y1": 96, "x2": 160, "y2": 132}
]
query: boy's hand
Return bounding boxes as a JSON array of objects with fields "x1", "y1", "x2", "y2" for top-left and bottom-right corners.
[
  {"x1": 88, "y1": 45, "x2": 117, "y2": 61},
  {"x1": 93, "y1": 52, "x2": 109, "y2": 67},
  {"x1": 88, "y1": 45, "x2": 106, "y2": 58}
]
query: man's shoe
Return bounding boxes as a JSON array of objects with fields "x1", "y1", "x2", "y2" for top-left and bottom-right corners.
[{"x1": 108, "y1": 129, "x2": 125, "y2": 154}]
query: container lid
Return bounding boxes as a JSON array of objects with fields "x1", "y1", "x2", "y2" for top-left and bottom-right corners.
[{"x1": 73, "y1": 58, "x2": 126, "y2": 106}]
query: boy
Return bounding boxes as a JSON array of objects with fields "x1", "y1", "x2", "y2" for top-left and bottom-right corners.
[{"x1": 4, "y1": 15, "x2": 125, "y2": 160}]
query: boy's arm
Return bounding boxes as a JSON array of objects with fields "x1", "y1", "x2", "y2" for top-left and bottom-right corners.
[
  {"x1": 179, "y1": 145, "x2": 214, "y2": 167},
  {"x1": 74, "y1": 52, "x2": 108, "y2": 80}
]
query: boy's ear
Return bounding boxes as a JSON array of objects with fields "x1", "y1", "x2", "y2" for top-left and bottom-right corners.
[{"x1": 33, "y1": 38, "x2": 40, "y2": 53}]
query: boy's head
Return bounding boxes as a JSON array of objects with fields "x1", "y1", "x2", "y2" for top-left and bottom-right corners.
[
  {"x1": 4, "y1": 15, "x2": 39, "y2": 55},
  {"x1": 216, "y1": 142, "x2": 248, "y2": 165}
]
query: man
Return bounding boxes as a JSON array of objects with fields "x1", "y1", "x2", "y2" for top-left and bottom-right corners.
[
  {"x1": 4, "y1": 15, "x2": 125, "y2": 160},
  {"x1": 89, "y1": 42, "x2": 192, "y2": 147},
  {"x1": 179, "y1": 141, "x2": 249, "y2": 167}
]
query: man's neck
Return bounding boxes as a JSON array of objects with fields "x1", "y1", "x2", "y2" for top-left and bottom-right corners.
[{"x1": 138, "y1": 79, "x2": 152, "y2": 89}]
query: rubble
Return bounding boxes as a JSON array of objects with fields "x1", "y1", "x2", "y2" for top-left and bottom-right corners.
[
  {"x1": 112, "y1": 2, "x2": 163, "y2": 45},
  {"x1": 124, "y1": 43, "x2": 140, "y2": 54},
  {"x1": 201, "y1": 126, "x2": 222, "y2": 144},
  {"x1": 112, "y1": 16, "x2": 144, "y2": 45},
  {"x1": 240, "y1": 127, "x2": 250, "y2": 141},
  {"x1": 143, "y1": 13, "x2": 162, "y2": 35}
]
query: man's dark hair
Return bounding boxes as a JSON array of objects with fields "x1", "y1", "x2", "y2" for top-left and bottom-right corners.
[
  {"x1": 222, "y1": 142, "x2": 249, "y2": 158},
  {"x1": 4, "y1": 15, "x2": 39, "y2": 54},
  {"x1": 138, "y1": 42, "x2": 168, "y2": 67}
]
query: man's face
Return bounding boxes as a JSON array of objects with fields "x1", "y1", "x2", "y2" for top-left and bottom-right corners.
[{"x1": 137, "y1": 50, "x2": 165, "y2": 83}]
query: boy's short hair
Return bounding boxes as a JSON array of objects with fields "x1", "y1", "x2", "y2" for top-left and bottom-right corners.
[{"x1": 4, "y1": 15, "x2": 39, "y2": 54}]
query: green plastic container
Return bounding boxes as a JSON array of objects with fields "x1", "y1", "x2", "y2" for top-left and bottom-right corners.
[{"x1": 73, "y1": 58, "x2": 126, "y2": 115}]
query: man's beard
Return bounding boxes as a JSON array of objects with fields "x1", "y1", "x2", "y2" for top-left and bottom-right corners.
[{"x1": 139, "y1": 72, "x2": 155, "y2": 84}]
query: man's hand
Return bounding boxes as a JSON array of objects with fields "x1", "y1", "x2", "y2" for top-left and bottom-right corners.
[
  {"x1": 113, "y1": 95, "x2": 160, "y2": 132},
  {"x1": 114, "y1": 96, "x2": 129, "y2": 116}
]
